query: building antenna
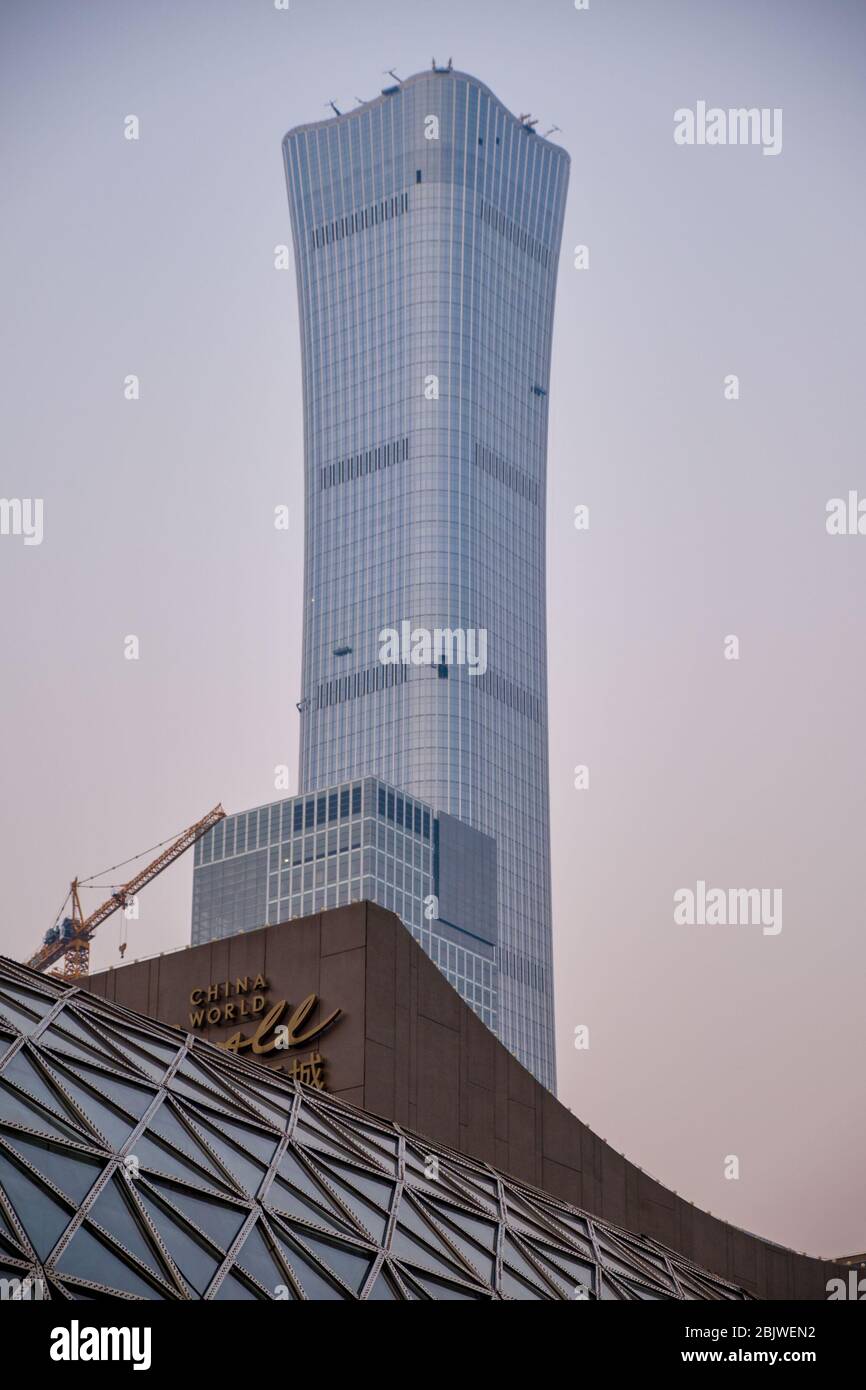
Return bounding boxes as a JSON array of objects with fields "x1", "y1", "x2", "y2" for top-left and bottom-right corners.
[
  {"x1": 326, "y1": 100, "x2": 342, "y2": 117},
  {"x1": 384, "y1": 69, "x2": 402, "y2": 84}
]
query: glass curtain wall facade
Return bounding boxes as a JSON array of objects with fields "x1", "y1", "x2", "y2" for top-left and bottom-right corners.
[
  {"x1": 192, "y1": 779, "x2": 497, "y2": 1029},
  {"x1": 282, "y1": 69, "x2": 569, "y2": 1089}
]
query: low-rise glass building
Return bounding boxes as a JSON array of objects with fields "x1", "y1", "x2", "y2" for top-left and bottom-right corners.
[{"x1": 192, "y1": 778, "x2": 498, "y2": 1029}]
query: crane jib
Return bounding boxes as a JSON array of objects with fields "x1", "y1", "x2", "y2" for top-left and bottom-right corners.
[{"x1": 31, "y1": 805, "x2": 225, "y2": 977}]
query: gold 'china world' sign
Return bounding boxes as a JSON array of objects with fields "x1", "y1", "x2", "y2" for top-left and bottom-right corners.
[{"x1": 186, "y1": 974, "x2": 342, "y2": 1089}]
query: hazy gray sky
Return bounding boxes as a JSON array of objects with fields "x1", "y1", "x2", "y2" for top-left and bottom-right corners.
[{"x1": 2, "y1": 0, "x2": 864, "y2": 1258}]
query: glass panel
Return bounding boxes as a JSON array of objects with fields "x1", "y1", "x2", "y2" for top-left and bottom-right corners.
[
  {"x1": 0, "y1": 1149, "x2": 71, "y2": 1258},
  {"x1": 136, "y1": 1189, "x2": 220, "y2": 1296},
  {"x1": 275, "y1": 1235, "x2": 346, "y2": 1301},
  {"x1": 0, "y1": 1080, "x2": 90, "y2": 1144},
  {"x1": 88, "y1": 1177, "x2": 166, "y2": 1279},
  {"x1": 311, "y1": 1157, "x2": 393, "y2": 1213},
  {"x1": 0, "y1": 1000, "x2": 45, "y2": 1035},
  {"x1": 40, "y1": 1027, "x2": 120, "y2": 1068},
  {"x1": 266, "y1": 1175, "x2": 359, "y2": 1238},
  {"x1": 545, "y1": 1208, "x2": 591, "y2": 1242},
  {"x1": 312, "y1": 1115, "x2": 396, "y2": 1172},
  {"x1": 1, "y1": 1051, "x2": 83, "y2": 1121},
  {"x1": 213, "y1": 1114, "x2": 278, "y2": 1166},
  {"x1": 525, "y1": 1240, "x2": 595, "y2": 1291},
  {"x1": 423, "y1": 1197, "x2": 497, "y2": 1250},
  {"x1": 0, "y1": 1131, "x2": 102, "y2": 1205},
  {"x1": 603, "y1": 1233, "x2": 674, "y2": 1286},
  {"x1": 0, "y1": 1201, "x2": 22, "y2": 1246},
  {"x1": 148, "y1": 1101, "x2": 227, "y2": 1180},
  {"x1": 94, "y1": 1021, "x2": 181, "y2": 1064},
  {"x1": 389, "y1": 1225, "x2": 470, "y2": 1282},
  {"x1": 51, "y1": 1008, "x2": 117, "y2": 1050},
  {"x1": 318, "y1": 1174, "x2": 389, "y2": 1244},
  {"x1": 365, "y1": 1270, "x2": 399, "y2": 1300},
  {"x1": 84, "y1": 1018, "x2": 177, "y2": 1076},
  {"x1": 397, "y1": 1195, "x2": 469, "y2": 1263},
  {"x1": 183, "y1": 1117, "x2": 266, "y2": 1196},
  {"x1": 235, "y1": 1220, "x2": 290, "y2": 1295},
  {"x1": 292, "y1": 1118, "x2": 352, "y2": 1162},
  {"x1": 41, "y1": 1067, "x2": 135, "y2": 1150},
  {"x1": 81, "y1": 1032, "x2": 167, "y2": 1084},
  {"x1": 52, "y1": 1279, "x2": 96, "y2": 1300},
  {"x1": 213, "y1": 1269, "x2": 262, "y2": 1300},
  {"x1": 325, "y1": 1112, "x2": 398, "y2": 1159},
  {"x1": 598, "y1": 1243, "x2": 651, "y2": 1281},
  {"x1": 54, "y1": 1060, "x2": 154, "y2": 1118},
  {"x1": 418, "y1": 1211, "x2": 494, "y2": 1283},
  {"x1": 0, "y1": 994, "x2": 53, "y2": 1033},
  {"x1": 220, "y1": 1079, "x2": 291, "y2": 1130},
  {"x1": 168, "y1": 1070, "x2": 248, "y2": 1116},
  {"x1": 504, "y1": 1199, "x2": 563, "y2": 1241},
  {"x1": 499, "y1": 1266, "x2": 550, "y2": 1300},
  {"x1": 0, "y1": 984, "x2": 57, "y2": 1015},
  {"x1": 126, "y1": 1132, "x2": 226, "y2": 1189},
  {"x1": 294, "y1": 1230, "x2": 373, "y2": 1294},
  {"x1": 617, "y1": 1276, "x2": 664, "y2": 1300},
  {"x1": 501, "y1": 1234, "x2": 555, "y2": 1291},
  {"x1": 147, "y1": 1179, "x2": 246, "y2": 1251},
  {"x1": 401, "y1": 1266, "x2": 486, "y2": 1300},
  {"x1": 275, "y1": 1147, "x2": 339, "y2": 1208},
  {"x1": 0, "y1": 1230, "x2": 26, "y2": 1262},
  {"x1": 56, "y1": 1225, "x2": 164, "y2": 1299}
]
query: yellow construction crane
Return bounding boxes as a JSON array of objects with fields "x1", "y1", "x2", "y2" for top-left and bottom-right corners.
[{"x1": 29, "y1": 804, "x2": 226, "y2": 978}]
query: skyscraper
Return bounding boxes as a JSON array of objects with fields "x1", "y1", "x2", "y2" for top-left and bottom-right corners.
[{"x1": 282, "y1": 67, "x2": 569, "y2": 1089}]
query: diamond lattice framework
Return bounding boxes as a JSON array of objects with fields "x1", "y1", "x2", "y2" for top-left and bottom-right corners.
[{"x1": 0, "y1": 955, "x2": 752, "y2": 1301}]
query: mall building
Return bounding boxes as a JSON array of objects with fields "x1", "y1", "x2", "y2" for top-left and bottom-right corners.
[{"x1": 0, "y1": 903, "x2": 849, "y2": 1301}]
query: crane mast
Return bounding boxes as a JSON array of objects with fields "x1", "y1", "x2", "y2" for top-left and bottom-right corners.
[{"x1": 29, "y1": 804, "x2": 226, "y2": 978}]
